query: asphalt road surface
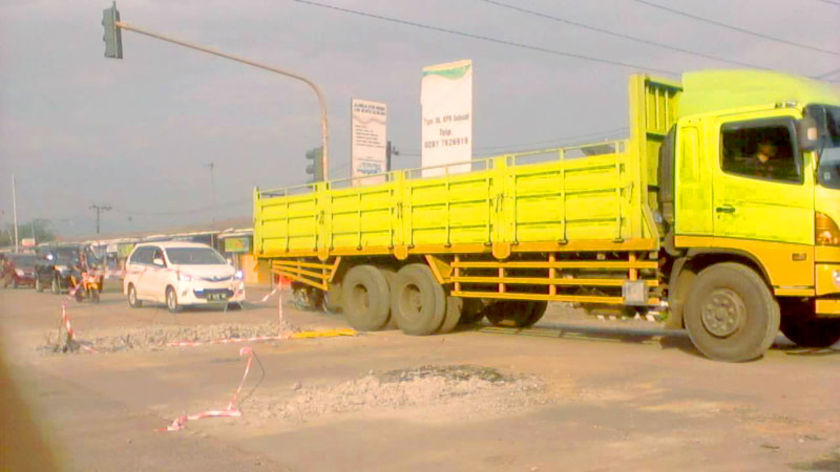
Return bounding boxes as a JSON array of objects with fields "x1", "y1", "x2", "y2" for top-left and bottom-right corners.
[{"x1": 0, "y1": 283, "x2": 838, "y2": 471}]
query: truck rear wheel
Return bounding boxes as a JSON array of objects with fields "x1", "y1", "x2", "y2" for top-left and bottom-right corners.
[
  {"x1": 391, "y1": 263, "x2": 446, "y2": 335},
  {"x1": 342, "y1": 265, "x2": 391, "y2": 331},
  {"x1": 780, "y1": 317, "x2": 840, "y2": 348},
  {"x1": 438, "y1": 296, "x2": 463, "y2": 334},
  {"x1": 684, "y1": 263, "x2": 779, "y2": 362},
  {"x1": 458, "y1": 299, "x2": 485, "y2": 325},
  {"x1": 522, "y1": 301, "x2": 548, "y2": 327}
]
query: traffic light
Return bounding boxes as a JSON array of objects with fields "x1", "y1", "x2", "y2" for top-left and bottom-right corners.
[
  {"x1": 305, "y1": 146, "x2": 324, "y2": 182},
  {"x1": 102, "y1": 2, "x2": 123, "y2": 59}
]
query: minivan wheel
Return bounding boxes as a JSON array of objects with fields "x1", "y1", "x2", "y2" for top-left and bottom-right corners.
[
  {"x1": 166, "y1": 286, "x2": 182, "y2": 313},
  {"x1": 127, "y1": 284, "x2": 142, "y2": 308}
]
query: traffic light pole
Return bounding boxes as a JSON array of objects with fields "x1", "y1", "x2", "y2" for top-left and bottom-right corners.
[{"x1": 112, "y1": 20, "x2": 330, "y2": 180}]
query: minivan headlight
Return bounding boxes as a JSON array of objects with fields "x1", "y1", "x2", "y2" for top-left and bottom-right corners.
[
  {"x1": 234, "y1": 270, "x2": 244, "y2": 281},
  {"x1": 178, "y1": 272, "x2": 193, "y2": 282}
]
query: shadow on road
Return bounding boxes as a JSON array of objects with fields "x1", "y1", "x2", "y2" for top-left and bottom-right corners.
[{"x1": 471, "y1": 322, "x2": 840, "y2": 360}]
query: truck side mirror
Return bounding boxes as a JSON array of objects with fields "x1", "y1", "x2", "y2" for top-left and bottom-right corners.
[{"x1": 796, "y1": 116, "x2": 820, "y2": 152}]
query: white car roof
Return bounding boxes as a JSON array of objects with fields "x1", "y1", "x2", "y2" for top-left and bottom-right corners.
[{"x1": 135, "y1": 241, "x2": 214, "y2": 249}]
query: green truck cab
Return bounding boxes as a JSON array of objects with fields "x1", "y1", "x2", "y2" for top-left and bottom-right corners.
[{"x1": 254, "y1": 69, "x2": 840, "y2": 362}]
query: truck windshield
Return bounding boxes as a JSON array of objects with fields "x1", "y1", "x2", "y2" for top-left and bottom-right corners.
[
  {"x1": 165, "y1": 247, "x2": 226, "y2": 265},
  {"x1": 806, "y1": 105, "x2": 840, "y2": 190}
]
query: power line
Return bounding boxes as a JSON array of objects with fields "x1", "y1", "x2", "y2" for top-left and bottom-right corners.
[
  {"x1": 818, "y1": 67, "x2": 840, "y2": 78},
  {"x1": 815, "y1": 0, "x2": 840, "y2": 6},
  {"x1": 293, "y1": 0, "x2": 679, "y2": 76},
  {"x1": 632, "y1": 0, "x2": 840, "y2": 57},
  {"x1": 478, "y1": 0, "x2": 765, "y2": 69},
  {"x1": 111, "y1": 198, "x2": 251, "y2": 217}
]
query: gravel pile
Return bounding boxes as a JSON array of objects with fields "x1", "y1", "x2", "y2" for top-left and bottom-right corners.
[
  {"x1": 249, "y1": 365, "x2": 546, "y2": 422},
  {"x1": 40, "y1": 321, "x2": 298, "y2": 354}
]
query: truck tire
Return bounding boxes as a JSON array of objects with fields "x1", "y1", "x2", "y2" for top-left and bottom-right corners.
[
  {"x1": 780, "y1": 317, "x2": 840, "y2": 348},
  {"x1": 380, "y1": 269, "x2": 399, "y2": 329},
  {"x1": 342, "y1": 265, "x2": 391, "y2": 331},
  {"x1": 438, "y1": 296, "x2": 463, "y2": 334},
  {"x1": 322, "y1": 282, "x2": 343, "y2": 315},
  {"x1": 483, "y1": 301, "x2": 508, "y2": 326},
  {"x1": 684, "y1": 263, "x2": 779, "y2": 362},
  {"x1": 459, "y1": 299, "x2": 485, "y2": 325},
  {"x1": 391, "y1": 263, "x2": 446, "y2": 335},
  {"x1": 522, "y1": 301, "x2": 548, "y2": 327}
]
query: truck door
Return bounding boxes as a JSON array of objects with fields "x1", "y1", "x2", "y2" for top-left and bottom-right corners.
[{"x1": 712, "y1": 113, "x2": 814, "y2": 245}]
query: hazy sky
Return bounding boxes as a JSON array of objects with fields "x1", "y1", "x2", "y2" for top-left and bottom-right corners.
[{"x1": 1, "y1": 0, "x2": 838, "y2": 238}]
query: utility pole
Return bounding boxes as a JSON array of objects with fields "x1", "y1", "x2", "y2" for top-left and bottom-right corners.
[
  {"x1": 102, "y1": 3, "x2": 331, "y2": 179},
  {"x1": 386, "y1": 141, "x2": 399, "y2": 171},
  {"x1": 205, "y1": 162, "x2": 217, "y2": 224},
  {"x1": 89, "y1": 204, "x2": 112, "y2": 234},
  {"x1": 11, "y1": 174, "x2": 19, "y2": 252}
]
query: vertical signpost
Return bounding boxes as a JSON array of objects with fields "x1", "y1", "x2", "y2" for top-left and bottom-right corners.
[
  {"x1": 351, "y1": 99, "x2": 388, "y2": 186},
  {"x1": 420, "y1": 59, "x2": 473, "y2": 177}
]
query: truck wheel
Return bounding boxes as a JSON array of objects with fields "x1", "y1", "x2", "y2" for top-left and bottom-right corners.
[
  {"x1": 379, "y1": 269, "x2": 400, "y2": 329},
  {"x1": 50, "y1": 275, "x2": 60, "y2": 294},
  {"x1": 342, "y1": 265, "x2": 391, "y2": 331},
  {"x1": 438, "y1": 296, "x2": 463, "y2": 334},
  {"x1": 35, "y1": 277, "x2": 43, "y2": 292},
  {"x1": 684, "y1": 263, "x2": 779, "y2": 362},
  {"x1": 322, "y1": 282, "x2": 343, "y2": 315},
  {"x1": 166, "y1": 286, "x2": 182, "y2": 313},
  {"x1": 127, "y1": 284, "x2": 142, "y2": 308},
  {"x1": 781, "y1": 317, "x2": 840, "y2": 348},
  {"x1": 458, "y1": 299, "x2": 484, "y2": 325},
  {"x1": 391, "y1": 263, "x2": 446, "y2": 335},
  {"x1": 521, "y1": 301, "x2": 548, "y2": 327},
  {"x1": 484, "y1": 301, "x2": 509, "y2": 326}
]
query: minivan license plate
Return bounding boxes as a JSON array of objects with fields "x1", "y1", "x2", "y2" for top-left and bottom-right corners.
[{"x1": 208, "y1": 293, "x2": 227, "y2": 301}]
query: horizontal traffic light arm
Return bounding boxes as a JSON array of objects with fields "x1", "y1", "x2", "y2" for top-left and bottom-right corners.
[{"x1": 111, "y1": 19, "x2": 330, "y2": 179}]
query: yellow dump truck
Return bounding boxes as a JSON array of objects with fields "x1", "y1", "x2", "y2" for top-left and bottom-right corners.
[{"x1": 254, "y1": 70, "x2": 840, "y2": 362}]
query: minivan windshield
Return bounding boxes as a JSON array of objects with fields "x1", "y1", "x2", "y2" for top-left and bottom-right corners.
[
  {"x1": 165, "y1": 247, "x2": 226, "y2": 265},
  {"x1": 806, "y1": 104, "x2": 840, "y2": 190}
]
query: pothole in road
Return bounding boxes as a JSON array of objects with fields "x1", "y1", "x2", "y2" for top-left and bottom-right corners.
[
  {"x1": 247, "y1": 365, "x2": 547, "y2": 423},
  {"x1": 38, "y1": 321, "x2": 299, "y2": 354}
]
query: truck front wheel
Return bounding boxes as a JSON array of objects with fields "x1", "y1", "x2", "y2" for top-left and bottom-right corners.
[{"x1": 684, "y1": 263, "x2": 779, "y2": 362}]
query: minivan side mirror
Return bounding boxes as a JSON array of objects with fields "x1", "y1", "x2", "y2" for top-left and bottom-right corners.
[
  {"x1": 152, "y1": 257, "x2": 165, "y2": 267},
  {"x1": 797, "y1": 116, "x2": 820, "y2": 152}
]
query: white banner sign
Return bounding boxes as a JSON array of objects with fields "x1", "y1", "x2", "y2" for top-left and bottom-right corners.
[
  {"x1": 421, "y1": 59, "x2": 473, "y2": 177},
  {"x1": 351, "y1": 98, "x2": 388, "y2": 185}
]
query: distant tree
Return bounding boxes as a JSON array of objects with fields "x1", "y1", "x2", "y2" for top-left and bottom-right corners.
[{"x1": 0, "y1": 219, "x2": 56, "y2": 247}]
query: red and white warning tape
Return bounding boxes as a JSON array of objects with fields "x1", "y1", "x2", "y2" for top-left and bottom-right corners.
[
  {"x1": 56, "y1": 280, "x2": 98, "y2": 354},
  {"x1": 158, "y1": 346, "x2": 260, "y2": 432}
]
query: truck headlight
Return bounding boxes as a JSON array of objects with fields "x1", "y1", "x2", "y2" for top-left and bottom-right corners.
[{"x1": 816, "y1": 212, "x2": 840, "y2": 246}]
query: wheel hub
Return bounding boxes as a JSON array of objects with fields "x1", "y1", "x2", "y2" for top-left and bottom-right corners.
[{"x1": 701, "y1": 288, "x2": 746, "y2": 337}]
